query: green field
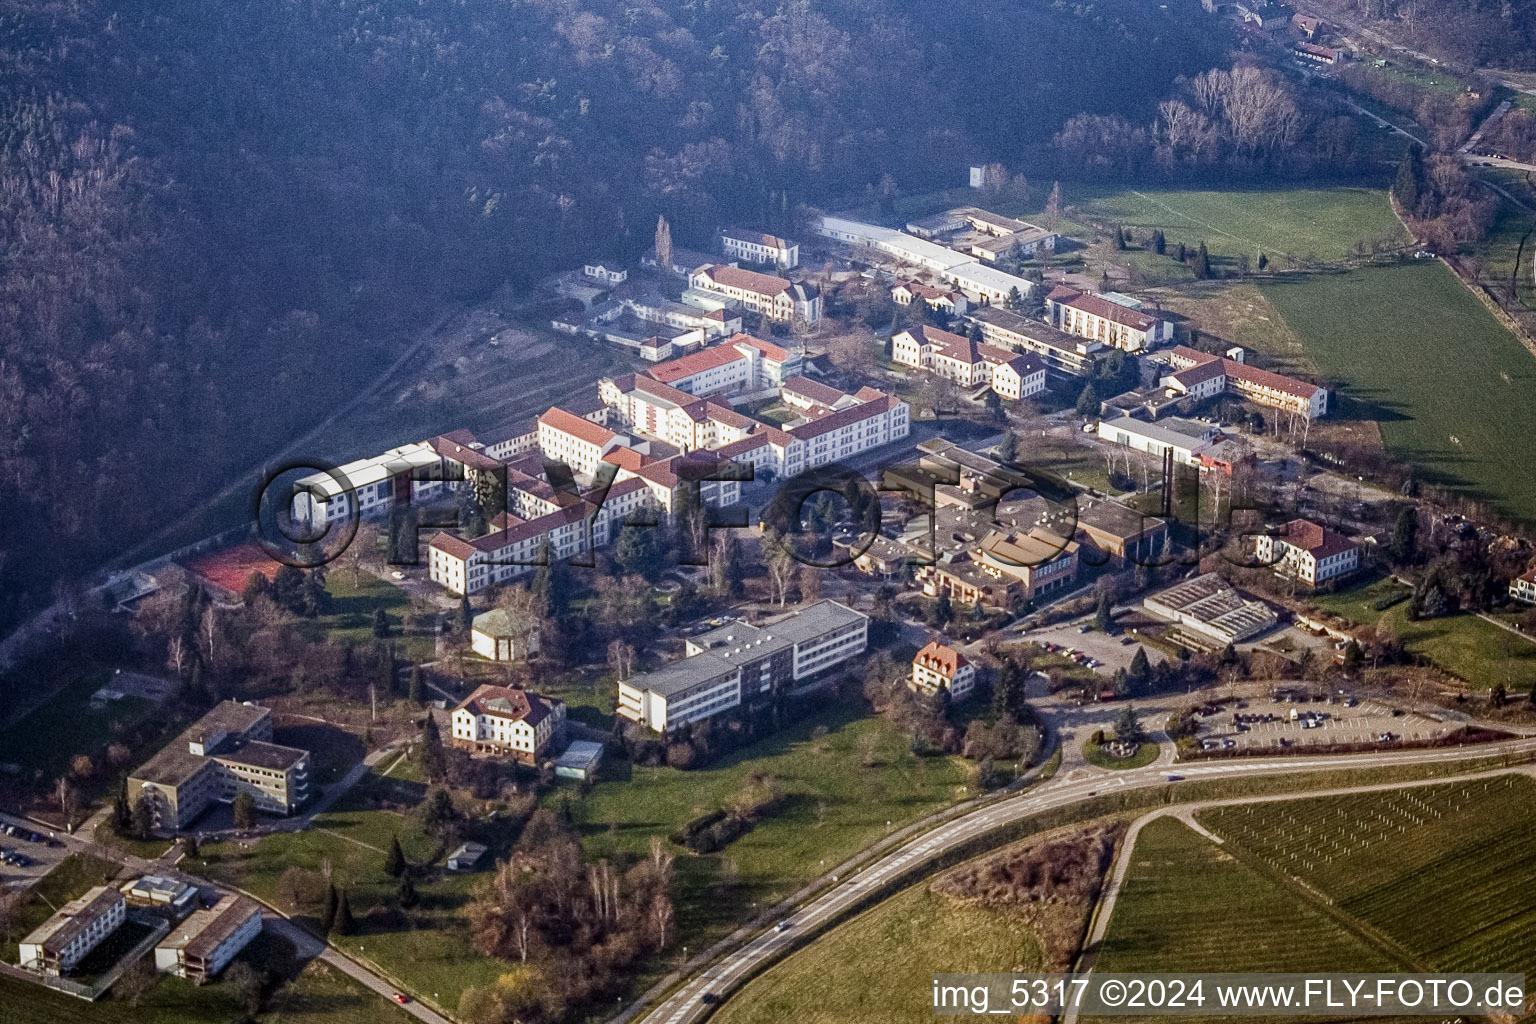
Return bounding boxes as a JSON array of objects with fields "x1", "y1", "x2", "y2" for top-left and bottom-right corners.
[
  {"x1": 0, "y1": 936, "x2": 410, "y2": 1024},
  {"x1": 1307, "y1": 575, "x2": 1536, "y2": 691},
  {"x1": 1261, "y1": 262, "x2": 1536, "y2": 525},
  {"x1": 303, "y1": 575, "x2": 436, "y2": 664},
  {"x1": 1066, "y1": 186, "x2": 1407, "y2": 263},
  {"x1": 199, "y1": 771, "x2": 503, "y2": 1012},
  {"x1": 1087, "y1": 817, "x2": 1398, "y2": 1024},
  {"x1": 0, "y1": 667, "x2": 157, "y2": 782},
  {"x1": 710, "y1": 882, "x2": 1042, "y2": 1024},
  {"x1": 1202, "y1": 775, "x2": 1536, "y2": 973},
  {"x1": 561, "y1": 708, "x2": 969, "y2": 950}
]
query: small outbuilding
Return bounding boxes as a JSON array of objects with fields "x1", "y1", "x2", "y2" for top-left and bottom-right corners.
[
  {"x1": 553, "y1": 740, "x2": 606, "y2": 782},
  {"x1": 447, "y1": 841, "x2": 489, "y2": 872}
]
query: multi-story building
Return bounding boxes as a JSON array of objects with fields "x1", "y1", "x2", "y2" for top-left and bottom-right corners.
[
  {"x1": 291, "y1": 430, "x2": 503, "y2": 526},
  {"x1": 1253, "y1": 519, "x2": 1360, "y2": 585},
  {"x1": 1073, "y1": 499, "x2": 1170, "y2": 568},
  {"x1": 537, "y1": 407, "x2": 628, "y2": 479},
  {"x1": 1046, "y1": 287, "x2": 1172, "y2": 353},
  {"x1": 919, "y1": 525, "x2": 1080, "y2": 609},
  {"x1": 450, "y1": 684, "x2": 567, "y2": 763},
  {"x1": 617, "y1": 601, "x2": 868, "y2": 733},
  {"x1": 689, "y1": 265, "x2": 821, "y2": 324},
  {"x1": 720, "y1": 227, "x2": 799, "y2": 269},
  {"x1": 891, "y1": 325, "x2": 1046, "y2": 400},
  {"x1": 19, "y1": 886, "x2": 126, "y2": 976},
  {"x1": 940, "y1": 261, "x2": 1038, "y2": 307},
  {"x1": 1097, "y1": 416, "x2": 1221, "y2": 467},
  {"x1": 905, "y1": 207, "x2": 1059, "y2": 260},
  {"x1": 1164, "y1": 346, "x2": 1328, "y2": 418},
  {"x1": 891, "y1": 280, "x2": 968, "y2": 316},
  {"x1": 1511, "y1": 565, "x2": 1536, "y2": 605},
  {"x1": 909, "y1": 641, "x2": 976, "y2": 701},
  {"x1": 128, "y1": 702, "x2": 310, "y2": 831},
  {"x1": 967, "y1": 306, "x2": 1104, "y2": 377},
  {"x1": 638, "y1": 333, "x2": 802, "y2": 399},
  {"x1": 154, "y1": 895, "x2": 263, "y2": 983}
]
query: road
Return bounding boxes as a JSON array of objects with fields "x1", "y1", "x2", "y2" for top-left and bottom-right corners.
[
  {"x1": 620, "y1": 736, "x2": 1536, "y2": 1024},
  {"x1": 2, "y1": 736, "x2": 427, "y2": 1019}
]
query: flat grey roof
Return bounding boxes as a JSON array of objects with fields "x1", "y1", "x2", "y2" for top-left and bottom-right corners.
[{"x1": 215, "y1": 740, "x2": 307, "y2": 773}]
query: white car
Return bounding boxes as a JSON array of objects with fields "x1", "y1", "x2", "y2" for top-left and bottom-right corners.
[{"x1": 390, "y1": 570, "x2": 405, "y2": 580}]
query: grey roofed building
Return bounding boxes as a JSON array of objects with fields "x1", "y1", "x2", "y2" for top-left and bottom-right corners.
[
  {"x1": 1143, "y1": 573, "x2": 1278, "y2": 645},
  {"x1": 554, "y1": 740, "x2": 605, "y2": 780},
  {"x1": 447, "y1": 842, "x2": 489, "y2": 871}
]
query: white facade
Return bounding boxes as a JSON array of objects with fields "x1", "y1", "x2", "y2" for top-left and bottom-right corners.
[
  {"x1": 689, "y1": 265, "x2": 820, "y2": 324},
  {"x1": 909, "y1": 642, "x2": 976, "y2": 701},
  {"x1": 1097, "y1": 416, "x2": 1220, "y2": 466},
  {"x1": 154, "y1": 896, "x2": 262, "y2": 981},
  {"x1": 19, "y1": 887, "x2": 126, "y2": 976},
  {"x1": 1253, "y1": 522, "x2": 1360, "y2": 585},
  {"x1": 721, "y1": 228, "x2": 799, "y2": 269}
]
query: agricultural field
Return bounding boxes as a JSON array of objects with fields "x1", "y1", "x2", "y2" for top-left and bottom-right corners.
[
  {"x1": 1085, "y1": 817, "x2": 1399, "y2": 1024},
  {"x1": 1061, "y1": 185, "x2": 1408, "y2": 264},
  {"x1": 1307, "y1": 575, "x2": 1536, "y2": 691},
  {"x1": 1201, "y1": 774, "x2": 1536, "y2": 973},
  {"x1": 710, "y1": 881, "x2": 1042, "y2": 1024},
  {"x1": 1260, "y1": 261, "x2": 1536, "y2": 527}
]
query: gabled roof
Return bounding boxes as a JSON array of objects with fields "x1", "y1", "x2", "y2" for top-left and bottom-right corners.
[
  {"x1": 730, "y1": 332, "x2": 794, "y2": 362},
  {"x1": 539, "y1": 407, "x2": 617, "y2": 448},
  {"x1": 721, "y1": 227, "x2": 795, "y2": 250},
  {"x1": 1222, "y1": 358, "x2": 1322, "y2": 399},
  {"x1": 1277, "y1": 519, "x2": 1357, "y2": 559},
  {"x1": 1054, "y1": 290, "x2": 1161, "y2": 331},
  {"x1": 790, "y1": 393, "x2": 898, "y2": 440},
  {"x1": 693, "y1": 264, "x2": 803, "y2": 299},
  {"x1": 914, "y1": 640, "x2": 969, "y2": 678},
  {"x1": 1171, "y1": 359, "x2": 1229, "y2": 387},
  {"x1": 455, "y1": 683, "x2": 560, "y2": 727},
  {"x1": 781, "y1": 375, "x2": 847, "y2": 407},
  {"x1": 643, "y1": 344, "x2": 750, "y2": 384}
]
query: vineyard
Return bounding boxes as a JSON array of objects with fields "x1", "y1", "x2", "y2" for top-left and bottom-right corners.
[{"x1": 1201, "y1": 775, "x2": 1536, "y2": 973}]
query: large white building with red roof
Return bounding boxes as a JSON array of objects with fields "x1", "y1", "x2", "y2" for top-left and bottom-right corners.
[
  {"x1": 1045, "y1": 286, "x2": 1172, "y2": 353},
  {"x1": 1510, "y1": 565, "x2": 1536, "y2": 605},
  {"x1": 1163, "y1": 345, "x2": 1328, "y2": 418},
  {"x1": 537, "y1": 407, "x2": 628, "y2": 478},
  {"x1": 689, "y1": 264, "x2": 821, "y2": 323},
  {"x1": 1253, "y1": 518, "x2": 1360, "y2": 585},
  {"x1": 450, "y1": 683, "x2": 566, "y2": 762},
  {"x1": 891, "y1": 325, "x2": 1046, "y2": 399}
]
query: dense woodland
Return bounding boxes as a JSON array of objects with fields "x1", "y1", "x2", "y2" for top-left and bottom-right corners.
[
  {"x1": 1334, "y1": 0, "x2": 1536, "y2": 70},
  {"x1": 0, "y1": 0, "x2": 1229, "y2": 634}
]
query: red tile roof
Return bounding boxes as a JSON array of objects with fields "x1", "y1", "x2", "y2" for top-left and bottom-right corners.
[
  {"x1": 430, "y1": 434, "x2": 502, "y2": 472},
  {"x1": 1279, "y1": 519, "x2": 1357, "y2": 559},
  {"x1": 694, "y1": 264, "x2": 794, "y2": 298},
  {"x1": 643, "y1": 343, "x2": 750, "y2": 384},
  {"x1": 455, "y1": 684, "x2": 559, "y2": 728},
  {"x1": 914, "y1": 640, "x2": 969, "y2": 677},
  {"x1": 781, "y1": 375, "x2": 847, "y2": 407},
  {"x1": 722, "y1": 227, "x2": 794, "y2": 250},
  {"x1": 1221, "y1": 359, "x2": 1321, "y2": 399},
  {"x1": 1057, "y1": 292, "x2": 1160, "y2": 331},
  {"x1": 1171, "y1": 359, "x2": 1228, "y2": 388},
  {"x1": 791, "y1": 394, "x2": 896, "y2": 440},
  {"x1": 538, "y1": 407, "x2": 617, "y2": 449},
  {"x1": 705, "y1": 402, "x2": 756, "y2": 430},
  {"x1": 429, "y1": 532, "x2": 477, "y2": 561},
  {"x1": 601, "y1": 447, "x2": 647, "y2": 472},
  {"x1": 729, "y1": 332, "x2": 793, "y2": 362}
]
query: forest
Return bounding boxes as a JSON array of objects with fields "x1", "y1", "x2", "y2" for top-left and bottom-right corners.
[{"x1": 0, "y1": 0, "x2": 1228, "y2": 633}]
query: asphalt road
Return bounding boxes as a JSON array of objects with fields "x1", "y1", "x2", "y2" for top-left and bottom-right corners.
[{"x1": 623, "y1": 737, "x2": 1536, "y2": 1024}]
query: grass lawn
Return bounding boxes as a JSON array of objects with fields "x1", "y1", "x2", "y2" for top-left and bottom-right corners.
[
  {"x1": 304, "y1": 575, "x2": 435, "y2": 664},
  {"x1": 1067, "y1": 185, "x2": 1407, "y2": 264},
  {"x1": 1087, "y1": 817, "x2": 1397, "y2": 1023},
  {"x1": 198, "y1": 777, "x2": 503, "y2": 1013},
  {"x1": 1307, "y1": 575, "x2": 1536, "y2": 690},
  {"x1": 0, "y1": 932, "x2": 412, "y2": 1024},
  {"x1": 1, "y1": 852, "x2": 123, "y2": 964},
  {"x1": 1081, "y1": 739, "x2": 1159, "y2": 770},
  {"x1": 1261, "y1": 262, "x2": 1536, "y2": 527},
  {"x1": 0, "y1": 667, "x2": 156, "y2": 782},
  {"x1": 709, "y1": 882, "x2": 1042, "y2": 1024},
  {"x1": 1201, "y1": 774, "x2": 1536, "y2": 973},
  {"x1": 559, "y1": 706, "x2": 969, "y2": 963}
]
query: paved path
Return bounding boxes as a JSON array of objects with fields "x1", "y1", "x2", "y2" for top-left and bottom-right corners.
[
  {"x1": 265, "y1": 914, "x2": 450, "y2": 1023},
  {"x1": 619, "y1": 737, "x2": 1536, "y2": 1024}
]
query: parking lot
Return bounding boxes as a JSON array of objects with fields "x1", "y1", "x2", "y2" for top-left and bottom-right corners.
[
  {"x1": 0, "y1": 810, "x2": 73, "y2": 893},
  {"x1": 1019, "y1": 619, "x2": 1168, "y2": 677},
  {"x1": 1193, "y1": 692, "x2": 1456, "y2": 752}
]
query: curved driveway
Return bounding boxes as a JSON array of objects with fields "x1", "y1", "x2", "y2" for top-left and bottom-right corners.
[{"x1": 628, "y1": 738, "x2": 1536, "y2": 1024}]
